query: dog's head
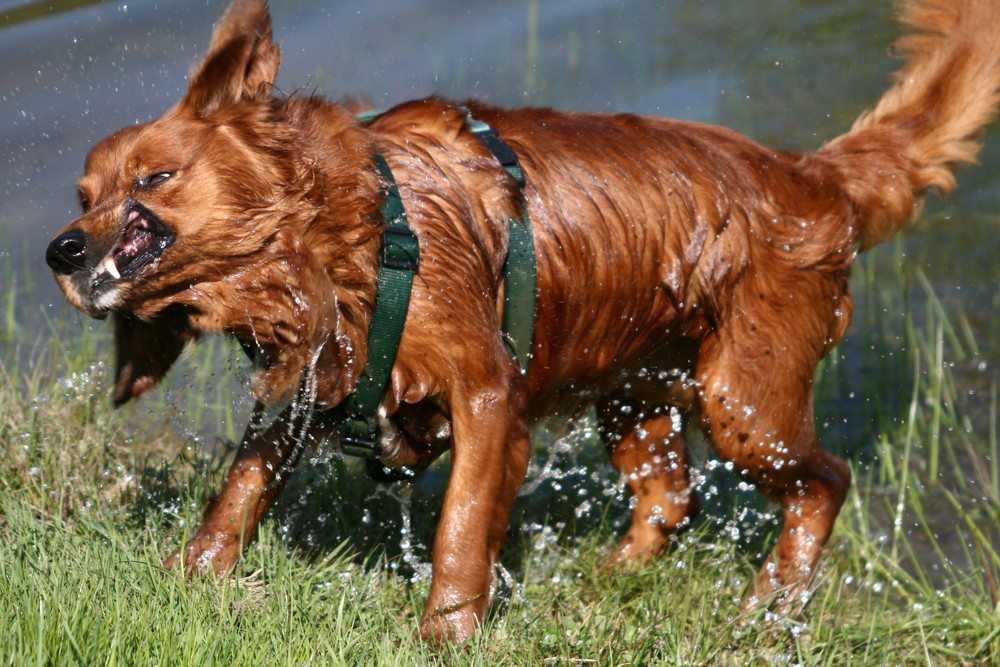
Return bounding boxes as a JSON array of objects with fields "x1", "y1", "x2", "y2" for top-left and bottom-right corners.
[{"x1": 46, "y1": 0, "x2": 379, "y2": 408}]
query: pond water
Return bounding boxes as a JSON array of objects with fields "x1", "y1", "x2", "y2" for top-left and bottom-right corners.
[
  {"x1": 5, "y1": 0, "x2": 998, "y2": 403},
  {"x1": 2, "y1": 0, "x2": 999, "y2": 582},
  {"x1": 5, "y1": 0, "x2": 997, "y2": 313}
]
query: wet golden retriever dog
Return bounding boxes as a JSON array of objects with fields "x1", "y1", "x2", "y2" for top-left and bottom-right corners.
[{"x1": 47, "y1": 0, "x2": 1000, "y2": 641}]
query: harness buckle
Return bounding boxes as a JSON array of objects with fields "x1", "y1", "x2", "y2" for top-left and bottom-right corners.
[
  {"x1": 338, "y1": 417, "x2": 383, "y2": 458},
  {"x1": 380, "y1": 224, "x2": 420, "y2": 271}
]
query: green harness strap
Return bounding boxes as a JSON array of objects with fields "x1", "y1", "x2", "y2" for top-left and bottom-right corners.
[
  {"x1": 332, "y1": 152, "x2": 419, "y2": 457},
  {"x1": 462, "y1": 111, "x2": 537, "y2": 374},
  {"x1": 325, "y1": 111, "x2": 536, "y2": 459}
]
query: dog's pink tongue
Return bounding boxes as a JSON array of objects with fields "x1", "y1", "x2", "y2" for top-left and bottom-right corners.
[
  {"x1": 120, "y1": 227, "x2": 153, "y2": 258},
  {"x1": 113, "y1": 210, "x2": 154, "y2": 265}
]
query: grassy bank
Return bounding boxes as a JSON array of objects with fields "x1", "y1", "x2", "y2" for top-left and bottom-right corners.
[{"x1": 2, "y1": 235, "x2": 999, "y2": 665}]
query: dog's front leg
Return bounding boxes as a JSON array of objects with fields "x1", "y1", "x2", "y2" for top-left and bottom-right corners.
[
  {"x1": 419, "y1": 361, "x2": 531, "y2": 642},
  {"x1": 163, "y1": 402, "x2": 311, "y2": 577}
]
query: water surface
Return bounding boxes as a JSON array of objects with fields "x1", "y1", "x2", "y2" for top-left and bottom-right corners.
[{"x1": 8, "y1": 0, "x2": 996, "y2": 309}]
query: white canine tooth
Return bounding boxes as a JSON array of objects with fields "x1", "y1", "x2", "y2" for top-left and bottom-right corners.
[{"x1": 99, "y1": 255, "x2": 121, "y2": 279}]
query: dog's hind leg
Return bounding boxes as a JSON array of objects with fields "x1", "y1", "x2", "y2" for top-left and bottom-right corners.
[
  {"x1": 597, "y1": 395, "x2": 697, "y2": 563},
  {"x1": 694, "y1": 293, "x2": 852, "y2": 611},
  {"x1": 163, "y1": 401, "x2": 311, "y2": 577}
]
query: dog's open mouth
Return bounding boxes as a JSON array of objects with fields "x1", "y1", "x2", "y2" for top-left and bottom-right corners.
[{"x1": 94, "y1": 202, "x2": 175, "y2": 283}]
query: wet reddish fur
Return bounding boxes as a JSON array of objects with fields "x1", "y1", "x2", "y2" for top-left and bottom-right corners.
[{"x1": 49, "y1": 0, "x2": 1000, "y2": 642}]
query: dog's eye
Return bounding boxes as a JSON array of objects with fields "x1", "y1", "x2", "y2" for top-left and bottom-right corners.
[
  {"x1": 137, "y1": 172, "x2": 173, "y2": 190},
  {"x1": 148, "y1": 172, "x2": 172, "y2": 186},
  {"x1": 78, "y1": 189, "x2": 91, "y2": 213}
]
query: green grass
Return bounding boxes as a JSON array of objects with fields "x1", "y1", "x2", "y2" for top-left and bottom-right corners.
[{"x1": 3, "y1": 235, "x2": 1000, "y2": 665}]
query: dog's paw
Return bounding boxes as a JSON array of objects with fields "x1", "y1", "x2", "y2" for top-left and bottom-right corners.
[{"x1": 162, "y1": 532, "x2": 241, "y2": 578}]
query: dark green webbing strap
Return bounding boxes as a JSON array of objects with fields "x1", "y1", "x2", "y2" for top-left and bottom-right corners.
[
  {"x1": 328, "y1": 152, "x2": 419, "y2": 458},
  {"x1": 323, "y1": 109, "x2": 536, "y2": 459},
  {"x1": 463, "y1": 112, "x2": 537, "y2": 375}
]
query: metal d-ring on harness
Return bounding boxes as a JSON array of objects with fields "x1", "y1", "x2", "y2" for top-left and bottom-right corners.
[{"x1": 324, "y1": 109, "x2": 536, "y2": 459}]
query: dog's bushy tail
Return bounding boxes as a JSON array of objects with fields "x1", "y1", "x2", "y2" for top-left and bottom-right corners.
[{"x1": 818, "y1": 0, "x2": 1000, "y2": 249}]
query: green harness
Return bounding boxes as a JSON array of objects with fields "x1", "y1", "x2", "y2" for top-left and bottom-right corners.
[{"x1": 324, "y1": 109, "x2": 536, "y2": 459}]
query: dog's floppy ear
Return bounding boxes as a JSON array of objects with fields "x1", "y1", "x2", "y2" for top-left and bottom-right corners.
[
  {"x1": 113, "y1": 309, "x2": 198, "y2": 406},
  {"x1": 179, "y1": 0, "x2": 281, "y2": 117}
]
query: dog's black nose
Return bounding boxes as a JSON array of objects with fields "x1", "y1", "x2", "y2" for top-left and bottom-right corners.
[{"x1": 46, "y1": 229, "x2": 89, "y2": 274}]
